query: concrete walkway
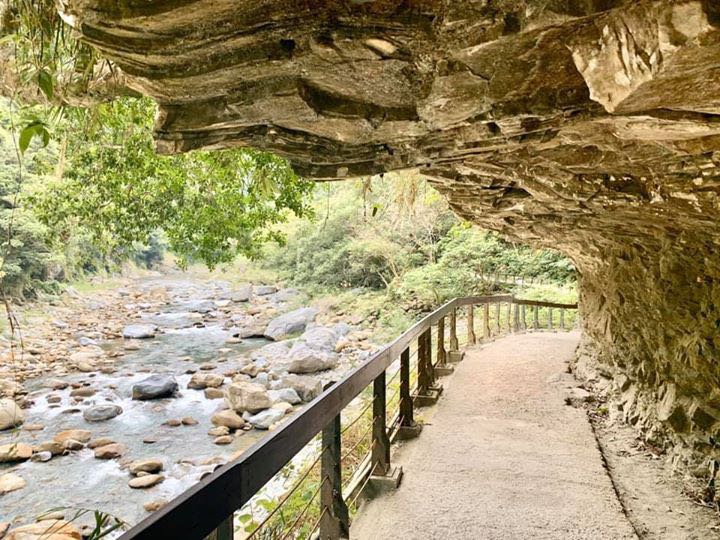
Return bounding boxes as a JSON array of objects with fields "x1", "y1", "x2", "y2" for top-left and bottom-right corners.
[{"x1": 352, "y1": 332, "x2": 636, "y2": 540}]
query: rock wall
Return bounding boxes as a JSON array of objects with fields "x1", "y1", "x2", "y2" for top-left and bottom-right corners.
[{"x1": 61, "y1": 0, "x2": 720, "y2": 469}]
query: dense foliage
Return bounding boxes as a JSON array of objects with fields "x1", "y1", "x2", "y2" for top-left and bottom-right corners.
[{"x1": 263, "y1": 175, "x2": 575, "y2": 310}]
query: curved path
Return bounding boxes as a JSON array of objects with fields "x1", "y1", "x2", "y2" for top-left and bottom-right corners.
[{"x1": 352, "y1": 332, "x2": 636, "y2": 540}]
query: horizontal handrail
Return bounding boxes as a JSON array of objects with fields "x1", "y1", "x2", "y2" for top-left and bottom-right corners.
[{"x1": 119, "y1": 294, "x2": 578, "y2": 539}]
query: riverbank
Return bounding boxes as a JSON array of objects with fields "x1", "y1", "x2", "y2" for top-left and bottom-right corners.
[{"x1": 0, "y1": 270, "x2": 380, "y2": 536}]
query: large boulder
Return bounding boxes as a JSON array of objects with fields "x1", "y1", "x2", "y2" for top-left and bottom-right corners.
[
  {"x1": 122, "y1": 324, "x2": 158, "y2": 339},
  {"x1": 251, "y1": 341, "x2": 291, "y2": 364},
  {"x1": 0, "y1": 399, "x2": 23, "y2": 430},
  {"x1": 224, "y1": 381, "x2": 272, "y2": 413},
  {"x1": 132, "y1": 374, "x2": 178, "y2": 400},
  {"x1": 83, "y1": 404, "x2": 123, "y2": 422},
  {"x1": 264, "y1": 308, "x2": 318, "y2": 340},
  {"x1": 287, "y1": 342, "x2": 338, "y2": 374}
]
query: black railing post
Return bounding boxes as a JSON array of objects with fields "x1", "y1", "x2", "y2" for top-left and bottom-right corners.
[
  {"x1": 319, "y1": 412, "x2": 349, "y2": 540},
  {"x1": 436, "y1": 316, "x2": 446, "y2": 365},
  {"x1": 435, "y1": 316, "x2": 454, "y2": 377},
  {"x1": 371, "y1": 370, "x2": 390, "y2": 476},
  {"x1": 483, "y1": 303, "x2": 490, "y2": 339},
  {"x1": 467, "y1": 305, "x2": 476, "y2": 345},
  {"x1": 398, "y1": 347, "x2": 422, "y2": 439},
  {"x1": 449, "y1": 308, "x2": 459, "y2": 351},
  {"x1": 204, "y1": 515, "x2": 233, "y2": 540},
  {"x1": 416, "y1": 328, "x2": 441, "y2": 406}
]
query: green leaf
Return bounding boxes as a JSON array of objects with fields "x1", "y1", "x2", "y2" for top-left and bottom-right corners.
[
  {"x1": 18, "y1": 121, "x2": 50, "y2": 155},
  {"x1": 37, "y1": 69, "x2": 54, "y2": 100}
]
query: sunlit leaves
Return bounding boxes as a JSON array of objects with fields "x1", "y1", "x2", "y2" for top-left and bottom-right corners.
[
  {"x1": 18, "y1": 119, "x2": 49, "y2": 155},
  {"x1": 29, "y1": 97, "x2": 314, "y2": 268}
]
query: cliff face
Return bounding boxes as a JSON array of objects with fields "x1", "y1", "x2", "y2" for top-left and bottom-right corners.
[{"x1": 63, "y1": 0, "x2": 720, "y2": 468}]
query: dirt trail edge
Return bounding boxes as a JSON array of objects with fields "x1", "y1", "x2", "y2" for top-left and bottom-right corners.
[{"x1": 353, "y1": 332, "x2": 636, "y2": 540}]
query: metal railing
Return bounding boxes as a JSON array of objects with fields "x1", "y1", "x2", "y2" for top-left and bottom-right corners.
[{"x1": 119, "y1": 295, "x2": 578, "y2": 540}]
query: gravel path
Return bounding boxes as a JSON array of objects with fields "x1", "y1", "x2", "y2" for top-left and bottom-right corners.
[{"x1": 352, "y1": 332, "x2": 637, "y2": 540}]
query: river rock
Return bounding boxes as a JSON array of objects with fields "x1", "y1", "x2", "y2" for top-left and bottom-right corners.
[
  {"x1": 287, "y1": 342, "x2": 338, "y2": 374},
  {"x1": 272, "y1": 375, "x2": 323, "y2": 402},
  {"x1": 208, "y1": 426, "x2": 230, "y2": 437},
  {"x1": 211, "y1": 410, "x2": 245, "y2": 430},
  {"x1": 54, "y1": 429, "x2": 91, "y2": 444},
  {"x1": 5, "y1": 519, "x2": 81, "y2": 540},
  {"x1": 148, "y1": 312, "x2": 203, "y2": 329},
  {"x1": 268, "y1": 388, "x2": 302, "y2": 405},
  {"x1": 143, "y1": 499, "x2": 167, "y2": 512},
  {"x1": 0, "y1": 473, "x2": 26, "y2": 494},
  {"x1": 213, "y1": 435, "x2": 233, "y2": 445},
  {"x1": 187, "y1": 373, "x2": 224, "y2": 390},
  {"x1": 181, "y1": 417, "x2": 198, "y2": 426},
  {"x1": 300, "y1": 326, "x2": 341, "y2": 352},
  {"x1": 229, "y1": 284, "x2": 252, "y2": 302},
  {"x1": 0, "y1": 399, "x2": 24, "y2": 430},
  {"x1": 264, "y1": 307, "x2": 318, "y2": 340},
  {"x1": 129, "y1": 459, "x2": 164, "y2": 475},
  {"x1": 45, "y1": 379, "x2": 69, "y2": 391},
  {"x1": 225, "y1": 381, "x2": 272, "y2": 413},
  {"x1": 255, "y1": 285, "x2": 278, "y2": 296},
  {"x1": 31, "y1": 451, "x2": 52, "y2": 463},
  {"x1": 88, "y1": 437, "x2": 115, "y2": 449},
  {"x1": 0, "y1": 442, "x2": 32, "y2": 463},
  {"x1": 245, "y1": 408, "x2": 286, "y2": 430},
  {"x1": 38, "y1": 441, "x2": 64, "y2": 456},
  {"x1": 122, "y1": 324, "x2": 158, "y2": 339},
  {"x1": 0, "y1": 379, "x2": 23, "y2": 398},
  {"x1": 132, "y1": 374, "x2": 178, "y2": 400},
  {"x1": 128, "y1": 474, "x2": 164, "y2": 489},
  {"x1": 63, "y1": 439, "x2": 84, "y2": 451},
  {"x1": 204, "y1": 388, "x2": 224, "y2": 400},
  {"x1": 94, "y1": 443, "x2": 125, "y2": 459}
]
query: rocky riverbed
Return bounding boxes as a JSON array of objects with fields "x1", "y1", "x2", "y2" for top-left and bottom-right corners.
[{"x1": 0, "y1": 273, "x2": 376, "y2": 537}]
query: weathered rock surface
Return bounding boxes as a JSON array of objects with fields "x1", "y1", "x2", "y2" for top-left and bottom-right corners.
[
  {"x1": 132, "y1": 375, "x2": 178, "y2": 400},
  {"x1": 129, "y1": 459, "x2": 164, "y2": 475},
  {"x1": 211, "y1": 410, "x2": 245, "y2": 430},
  {"x1": 83, "y1": 404, "x2": 123, "y2": 422},
  {"x1": 264, "y1": 308, "x2": 319, "y2": 340},
  {"x1": 62, "y1": 0, "x2": 720, "y2": 471},
  {"x1": 122, "y1": 324, "x2": 158, "y2": 339},
  {"x1": 0, "y1": 399, "x2": 23, "y2": 430},
  {"x1": 187, "y1": 373, "x2": 224, "y2": 390},
  {"x1": 128, "y1": 474, "x2": 164, "y2": 489},
  {"x1": 225, "y1": 381, "x2": 272, "y2": 413}
]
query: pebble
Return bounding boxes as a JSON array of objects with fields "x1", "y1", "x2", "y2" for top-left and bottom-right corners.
[
  {"x1": 63, "y1": 439, "x2": 85, "y2": 451},
  {"x1": 142, "y1": 436, "x2": 158, "y2": 444},
  {"x1": 128, "y1": 474, "x2": 164, "y2": 489},
  {"x1": 181, "y1": 417, "x2": 198, "y2": 426},
  {"x1": 211, "y1": 410, "x2": 245, "y2": 430},
  {"x1": 213, "y1": 435, "x2": 233, "y2": 445},
  {"x1": 143, "y1": 499, "x2": 167, "y2": 512},
  {"x1": 208, "y1": 426, "x2": 230, "y2": 437},
  {"x1": 30, "y1": 451, "x2": 52, "y2": 463},
  {"x1": 23, "y1": 424, "x2": 44, "y2": 432},
  {"x1": 163, "y1": 419, "x2": 182, "y2": 427},
  {"x1": 69, "y1": 387, "x2": 95, "y2": 398}
]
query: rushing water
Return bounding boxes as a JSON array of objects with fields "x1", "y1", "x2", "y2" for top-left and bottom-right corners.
[{"x1": 0, "y1": 277, "x2": 294, "y2": 531}]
